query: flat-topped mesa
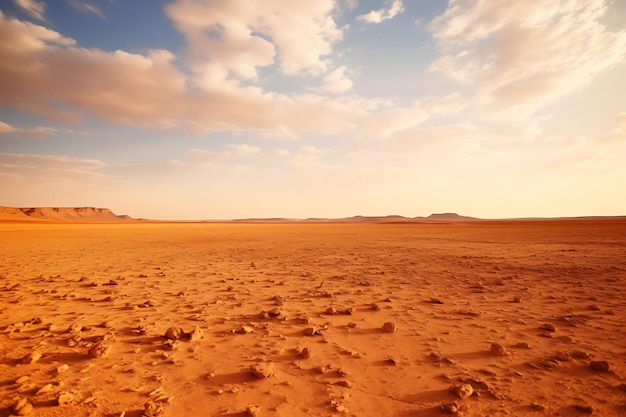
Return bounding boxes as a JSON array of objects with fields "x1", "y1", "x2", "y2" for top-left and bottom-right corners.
[
  {"x1": 425, "y1": 213, "x2": 477, "y2": 221},
  {"x1": 0, "y1": 206, "x2": 135, "y2": 222}
]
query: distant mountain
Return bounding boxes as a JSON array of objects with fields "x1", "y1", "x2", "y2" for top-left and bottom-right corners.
[
  {"x1": 0, "y1": 206, "x2": 135, "y2": 222},
  {"x1": 424, "y1": 213, "x2": 478, "y2": 221}
]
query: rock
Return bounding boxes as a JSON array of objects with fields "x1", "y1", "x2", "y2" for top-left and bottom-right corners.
[
  {"x1": 188, "y1": 326, "x2": 203, "y2": 341},
  {"x1": 574, "y1": 404, "x2": 594, "y2": 414},
  {"x1": 303, "y1": 327, "x2": 320, "y2": 336},
  {"x1": 57, "y1": 364, "x2": 70, "y2": 373},
  {"x1": 326, "y1": 307, "x2": 336, "y2": 315},
  {"x1": 587, "y1": 304, "x2": 601, "y2": 311},
  {"x1": 441, "y1": 401, "x2": 460, "y2": 414},
  {"x1": 13, "y1": 398, "x2": 33, "y2": 415},
  {"x1": 237, "y1": 326, "x2": 254, "y2": 334},
  {"x1": 268, "y1": 308, "x2": 281, "y2": 318},
  {"x1": 300, "y1": 347, "x2": 311, "y2": 359},
  {"x1": 250, "y1": 362, "x2": 276, "y2": 379},
  {"x1": 164, "y1": 327, "x2": 183, "y2": 340},
  {"x1": 57, "y1": 392, "x2": 74, "y2": 405},
  {"x1": 513, "y1": 296, "x2": 522, "y2": 303},
  {"x1": 449, "y1": 383, "x2": 473, "y2": 400},
  {"x1": 382, "y1": 322, "x2": 397, "y2": 333},
  {"x1": 540, "y1": 323, "x2": 556, "y2": 332},
  {"x1": 36, "y1": 383, "x2": 54, "y2": 395},
  {"x1": 490, "y1": 343, "x2": 507, "y2": 356},
  {"x1": 430, "y1": 297, "x2": 444, "y2": 304},
  {"x1": 247, "y1": 404, "x2": 261, "y2": 417},
  {"x1": 571, "y1": 350, "x2": 590, "y2": 359},
  {"x1": 530, "y1": 402, "x2": 546, "y2": 411},
  {"x1": 15, "y1": 376, "x2": 29, "y2": 384},
  {"x1": 589, "y1": 361, "x2": 609, "y2": 372},
  {"x1": 370, "y1": 303, "x2": 381, "y2": 311},
  {"x1": 515, "y1": 342, "x2": 531, "y2": 349},
  {"x1": 343, "y1": 307, "x2": 354, "y2": 315},
  {"x1": 554, "y1": 351, "x2": 571, "y2": 362},
  {"x1": 88, "y1": 338, "x2": 112, "y2": 358},
  {"x1": 143, "y1": 400, "x2": 164, "y2": 417},
  {"x1": 21, "y1": 350, "x2": 42, "y2": 364}
]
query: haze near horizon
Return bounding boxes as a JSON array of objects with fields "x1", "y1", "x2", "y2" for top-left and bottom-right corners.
[{"x1": 1, "y1": 0, "x2": 625, "y2": 220}]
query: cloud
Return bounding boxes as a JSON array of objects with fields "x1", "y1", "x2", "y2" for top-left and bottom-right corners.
[
  {"x1": 322, "y1": 65, "x2": 353, "y2": 93},
  {"x1": 357, "y1": 0, "x2": 405, "y2": 24},
  {"x1": 0, "y1": 9, "x2": 434, "y2": 139},
  {"x1": 186, "y1": 144, "x2": 261, "y2": 164},
  {"x1": 429, "y1": 0, "x2": 626, "y2": 118},
  {"x1": 13, "y1": 0, "x2": 46, "y2": 21},
  {"x1": 165, "y1": 0, "x2": 343, "y2": 79},
  {"x1": 0, "y1": 120, "x2": 59, "y2": 137},
  {"x1": 67, "y1": 0, "x2": 104, "y2": 18},
  {"x1": 0, "y1": 152, "x2": 109, "y2": 181}
]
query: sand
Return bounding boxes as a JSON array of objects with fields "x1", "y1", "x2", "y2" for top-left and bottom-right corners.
[{"x1": 0, "y1": 221, "x2": 625, "y2": 416}]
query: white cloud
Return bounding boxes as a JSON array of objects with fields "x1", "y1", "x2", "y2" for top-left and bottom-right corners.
[
  {"x1": 67, "y1": 0, "x2": 104, "y2": 18},
  {"x1": 13, "y1": 0, "x2": 46, "y2": 21},
  {"x1": 322, "y1": 65, "x2": 353, "y2": 93},
  {"x1": 429, "y1": 0, "x2": 626, "y2": 118},
  {"x1": 0, "y1": 120, "x2": 59, "y2": 137},
  {"x1": 165, "y1": 0, "x2": 343, "y2": 80},
  {"x1": 357, "y1": 0, "x2": 405, "y2": 24}
]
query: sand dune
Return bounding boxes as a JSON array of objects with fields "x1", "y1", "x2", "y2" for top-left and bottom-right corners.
[{"x1": 0, "y1": 220, "x2": 624, "y2": 416}]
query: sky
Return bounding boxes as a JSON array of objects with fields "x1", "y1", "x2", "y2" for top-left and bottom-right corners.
[{"x1": 1, "y1": 0, "x2": 625, "y2": 220}]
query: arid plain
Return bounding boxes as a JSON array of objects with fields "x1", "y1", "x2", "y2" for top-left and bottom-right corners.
[{"x1": 1, "y1": 219, "x2": 625, "y2": 417}]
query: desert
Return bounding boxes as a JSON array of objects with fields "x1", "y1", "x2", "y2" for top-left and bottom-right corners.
[{"x1": 1, "y1": 210, "x2": 625, "y2": 417}]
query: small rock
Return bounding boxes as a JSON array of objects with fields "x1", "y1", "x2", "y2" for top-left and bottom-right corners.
[
  {"x1": 516, "y1": 342, "x2": 531, "y2": 349},
  {"x1": 36, "y1": 383, "x2": 54, "y2": 395},
  {"x1": 370, "y1": 303, "x2": 380, "y2": 311},
  {"x1": 58, "y1": 392, "x2": 74, "y2": 405},
  {"x1": 571, "y1": 350, "x2": 590, "y2": 359},
  {"x1": 268, "y1": 308, "x2": 281, "y2": 318},
  {"x1": 441, "y1": 401, "x2": 460, "y2": 414},
  {"x1": 303, "y1": 327, "x2": 320, "y2": 336},
  {"x1": 13, "y1": 398, "x2": 34, "y2": 415},
  {"x1": 587, "y1": 304, "x2": 601, "y2": 311},
  {"x1": 589, "y1": 361, "x2": 609, "y2": 372},
  {"x1": 22, "y1": 351, "x2": 42, "y2": 364},
  {"x1": 513, "y1": 296, "x2": 522, "y2": 303},
  {"x1": 88, "y1": 339, "x2": 112, "y2": 358},
  {"x1": 15, "y1": 376, "x2": 29, "y2": 384},
  {"x1": 540, "y1": 323, "x2": 556, "y2": 332},
  {"x1": 490, "y1": 343, "x2": 507, "y2": 356},
  {"x1": 530, "y1": 402, "x2": 546, "y2": 411},
  {"x1": 574, "y1": 404, "x2": 594, "y2": 414},
  {"x1": 449, "y1": 383, "x2": 473, "y2": 400},
  {"x1": 430, "y1": 297, "x2": 444, "y2": 304},
  {"x1": 554, "y1": 351, "x2": 571, "y2": 362},
  {"x1": 188, "y1": 326, "x2": 203, "y2": 341},
  {"x1": 326, "y1": 307, "x2": 336, "y2": 315},
  {"x1": 164, "y1": 327, "x2": 183, "y2": 341},
  {"x1": 300, "y1": 347, "x2": 311, "y2": 359},
  {"x1": 250, "y1": 362, "x2": 276, "y2": 379},
  {"x1": 143, "y1": 400, "x2": 164, "y2": 417},
  {"x1": 247, "y1": 404, "x2": 261, "y2": 417},
  {"x1": 382, "y1": 322, "x2": 397, "y2": 333},
  {"x1": 57, "y1": 364, "x2": 70, "y2": 373},
  {"x1": 238, "y1": 326, "x2": 254, "y2": 334}
]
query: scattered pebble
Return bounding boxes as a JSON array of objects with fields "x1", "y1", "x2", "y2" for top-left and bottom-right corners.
[
  {"x1": 300, "y1": 347, "x2": 311, "y2": 359},
  {"x1": 515, "y1": 342, "x2": 531, "y2": 349},
  {"x1": 250, "y1": 362, "x2": 276, "y2": 379},
  {"x1": 441, "y1": 401, "x2": 460, "y2": 414},
  {"x1": 490, "y1": 343, "x2": 507, "y2": 356},
  {"x1": 530, "y1": 402, "x2": 546, "y2": 411},
  {"x1": 540, "y1": 323, "x2": 556, "y2": 332},
  {"x1": 574, "y1": 404, "x2": 594, "y2": 414},
  {"x1": 21, "y1": 350, "x2": 42, "y2": 364},
  {"x1": 164, "y1": 327, "x2": 183, "y2": 340},
  {"x1": 247, "y1": 404, "x2": 262, "y2": 417},
  {"x1": 57, "y1": 392, "x2": 74, "y2": 406},
  {"x1": 12, "y1": 397, "x2": 33, "y2": 415},
  {"x1": 382, "y1": 322, "x2": 397, "y2": 333},
  {"x1": 589, "y1": 361, "x2": 609, "y2": 372},
  {"x1": 143, "y1": 400, "x2": 164, "y2": 417},
  {"x1": 449, "y1": 383, "x2": 473, "y2": 400}
]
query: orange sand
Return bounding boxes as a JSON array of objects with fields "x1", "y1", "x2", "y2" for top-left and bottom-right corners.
[{"x1": 1, "y1": 221, "x2": 625, "y2": 416}]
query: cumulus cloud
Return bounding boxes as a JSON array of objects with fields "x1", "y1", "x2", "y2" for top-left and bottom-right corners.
[
  {"x1": 429, "y1": 0, "x2": 626, "y2": 118},
  {"x1": 67, "y1": 0, "x2": 104, "y2": 18},
  {"x1": 0, "y1": 152, "x2": 109, "y2": 181},
  {"x1": 0, "y1": 8, "x2": 432, "y2": 139},
  {"x1": 165, "y1": 0, "x2": 343, "y2": 80},
  {"x1": 357, "y1": 0, "x2": 405, "y2": 24},
  {"x1": 13, "y1": 0, "x2": 46, "y2": 21}
]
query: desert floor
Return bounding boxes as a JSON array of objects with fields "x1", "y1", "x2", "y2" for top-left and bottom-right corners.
[{"x1": 0, "y1": 221, "x2": 625, "y2": 417}]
